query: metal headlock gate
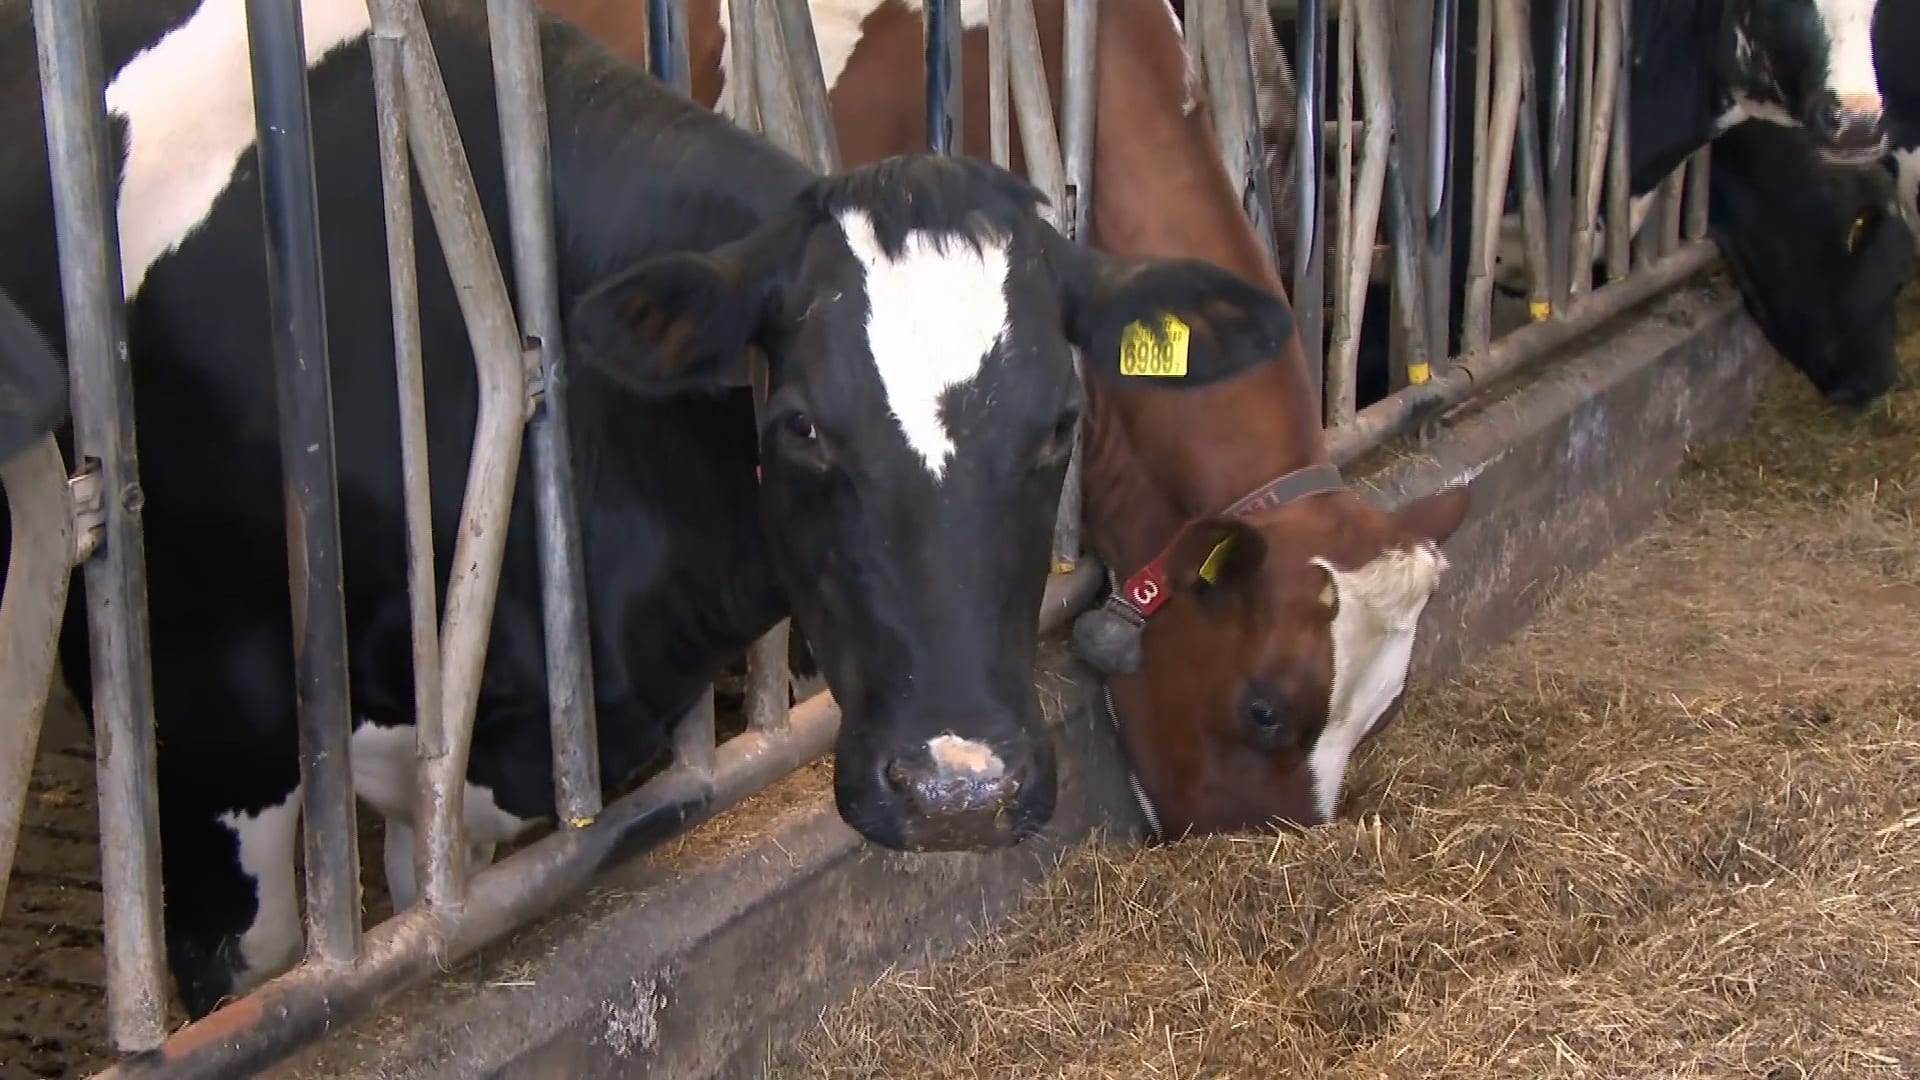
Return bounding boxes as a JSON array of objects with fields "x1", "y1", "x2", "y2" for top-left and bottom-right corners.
[{"x1": 0, "y1": 0, "x2": 1720, "y2": 1075}]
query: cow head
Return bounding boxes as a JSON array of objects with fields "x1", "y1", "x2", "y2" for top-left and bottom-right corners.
[
  {"x1": 1714, "y1": 120, "x2": 1914, "y2": 404},
  {"x1": 569, "y1": 154, "x2": 1294, "y2": 852},
  {"x1": 1083, "y1": 475, "x2": 1472, "y2": 837},
  {"x1": 1722, "y1": 0, "x2": 1888, "y2": 163}
]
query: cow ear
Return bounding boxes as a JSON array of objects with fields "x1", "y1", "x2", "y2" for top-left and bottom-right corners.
[
  {"x1": 1393, "y1": 484, "x2": 1472, "y2": 546},
  {"x1": 1048, "y1": 233, "x2": 1293, "y2": 388},
  {"x1": 567, "y1": 217, "x2": 802, "y2": 395},
  {"x1": 1165, "y1": 518, "x2": 1267, "y2": 606}
]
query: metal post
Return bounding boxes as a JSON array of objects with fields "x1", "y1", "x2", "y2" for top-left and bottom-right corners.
[
  {"x1": 1053, "y1": 0, "x2": 1097, "y2": 574},
  {"x1": 1197, "y1": 0, "x2": 1277, "y2": 269},
  {"x1": 368, "y1": 28, "x2": 449, "y2": 910},
  {"x1": 1466, "y1": 0, "x2": 1525, "y2": 356},
  {"x1": 926, "y1": 0, "x2": 964, "y2": 154},
  {"x1": 31, "y1": 0, "x2": 171, "y2": 1049},
  {"x1": 1294, "y1": 0, "x2": 1327, "y2": 394},
  {"x1": 1683, "y1": 146, "x2": 1710, "y2": 242},
  {"x1": 771, "y1": 0, "x2": 843, "y2": 173},
  {"x1": 487, "y1": 0, "x2": 603, "y2": 829},
  {"x1": 1423, "y1": 0, "x2": 1459, "y2": 358},
  {"x1": 1545, "y1": 0, "x2": 1575, "y2": 307},
  {"x1": 243, "y1": 0, "x2": 363, "y2": 965},
  {"x1": 647, "y1": 0, "x2": 692, "y2": 95},
  {"x1": 1364, "y1": 0, "x2": 1431, "y2": 385},
  {"x1": 1513, "y1": 18, "x2": 1554, "y2": 318},
  {"x1": 366, "y1": 0, "x2": 536, "y2": 912},
  {"x1": 1006, "y1": 0, "x2": 1067, "y2": 227},
  {"x1": 752, "y1": 0, "x2": 816, "y2": 162},
  {"x1": 727, "y1": 0, "x2": 761, "y2": 131},
  {"x1": 989, "y1": 0, "x2": 1012, "y2": 167},
  {"x1": 1604, "y1": 0, "x2": 1631, "y2": 281}
]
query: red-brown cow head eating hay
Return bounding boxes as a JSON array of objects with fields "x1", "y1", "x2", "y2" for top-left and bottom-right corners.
[{"x1": 539, "y1": 0, "x2": 1475, "y2": 838}]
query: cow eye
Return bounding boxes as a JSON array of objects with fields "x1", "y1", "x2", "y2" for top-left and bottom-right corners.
[
  {"x1": 1039, "y1": 409, "x2": 1080, "y2": 464},
  {"x1": 780, "y1": 411, "x2": 818, "y2": 442},
  {"x1": 1243, "y1": 692, "x2": 1294, "y2": 750}
]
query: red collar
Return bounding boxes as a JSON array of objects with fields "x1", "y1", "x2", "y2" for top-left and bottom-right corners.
[{"x1": 1110, "y1": 462, "x2": 1346, "y2": 620}]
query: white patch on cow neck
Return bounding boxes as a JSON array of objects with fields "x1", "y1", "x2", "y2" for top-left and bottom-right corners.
[
  {"x1": 927, "y1": 734, "x2": 1005, "y2": 779},
  {"x1": 836, "y1": 207, "x2": 1011, "y2": 478},
  {"x1": 714, "y1": 0, "x2": 991, "y2": 117},
  {"x1": 1814, "y1": 0, "x2": 1881, "y2": 113},
  {"x1": 216, "y1": 791, "x2": 307, "y2": 987},
  {"x1": 1306, "y1": 543, "x2": 1447, "y2": 822},
  {"x1": 106, "y1": 0, "x2": 371, "y2": 301}
]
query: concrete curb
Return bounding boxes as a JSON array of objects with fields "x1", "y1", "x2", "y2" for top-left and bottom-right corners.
[{"x1": 266, "y1": 276, "x2": 1764, "y2": 1080}]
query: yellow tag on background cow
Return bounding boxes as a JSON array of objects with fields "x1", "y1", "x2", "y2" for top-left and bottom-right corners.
[
  {"x1": 1197, "y1": 533, "x2": 1235, "y2": 584},
  {"x1": 1118, "y1": 313, "x2": 1191, "y2": 378},
  {"x1": 1849, "y1": 213, "x2": 1868, "y2": 254}
]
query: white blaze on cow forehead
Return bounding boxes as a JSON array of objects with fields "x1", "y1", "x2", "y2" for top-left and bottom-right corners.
[
  {"x1": 1306, "y1": 542, "x2": 1449, "y2": 822},
  {"x1": 1815, "y1": 0, "x2": 1882, "y2": 111},
  {"x1": 106, "y1": 0, "x2": 371, "y2": 301},
  {"x1": 836, "y1": 207, "x2": 1012, "y2": 478},
  {"x1": 714, "y1": 0, "x2": 991, "y2": 115},
  {"x1": 927, "y1": 734, "x2": 1006, "y2": 778}
]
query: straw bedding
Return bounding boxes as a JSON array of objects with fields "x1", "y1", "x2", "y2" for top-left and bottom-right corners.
[{"x1": 789, "y1": 289, "x2": 1920, "y2": 1079}]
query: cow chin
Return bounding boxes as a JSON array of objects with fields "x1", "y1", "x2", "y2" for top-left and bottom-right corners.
[{"x1": 829, "y1": 707, "x2": 1059, "y2": 853}]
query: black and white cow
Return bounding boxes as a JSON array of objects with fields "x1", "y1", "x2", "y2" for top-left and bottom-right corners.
[
  {"x1": 0, "y1": 0, "x2": 1293, "y2": 1017},
  {"x1": 1873, "y1": 0, "x2": 1920, "y2": 239},
  {"x1": 1707, "y1": 118, "x2": 1913, "y2": 403},
  {"x1": 1450, "y1": 0, "x2": 1905, "y2": 403}
]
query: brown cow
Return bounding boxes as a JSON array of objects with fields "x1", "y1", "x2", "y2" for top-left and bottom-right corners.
[{"x1": 540, "y1": 0, "x2": 1473, "y2": 837}]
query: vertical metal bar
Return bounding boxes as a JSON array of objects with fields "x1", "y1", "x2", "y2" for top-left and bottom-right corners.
[
  {"x1": 752, "y1": 0, "x2": 815, "y2": 161},
  {"x1": 1467, "y1": 0, "x2": 1524, "y2": 356},
  {"x1": 1361, "y1": 0, "x2": 1430, "y2": 384},
  {"x1": 1683, "y1": 145, "x2": 1710, "y2": 242},
  {"x1": 1545, "y1": 0, "x2": 1575, "y2": 306},
  {"x1": 1294, "y1": 0, "x2": 1327, "y2": 395},
  {"x1": 1604, "y1": 0, "x2": 1631, "y2": 282},
  {"x1": 746, "y1": 621, "x2": 791, "y2": 733},
  {"x1": 487, "y1": 0, "x2": 603, "y2": 829},
  {"x1": 1053, "y1": 0, "x2": 1096, "y2": 573},
  {"x1": 1061, "y1": 0, "x2": 1098, "y2": 243},
  {"x1": 1570, "y1": 0, "x2": 1617, "y2": 299},
  {"x1": 1658, "y1": 164, "x2": 1685, "y2": 257},
  {"x1": 1326, "y1": 0, "x2": 1358, "y2": 425},
  {"x1": 366, "y1": 0, "x2": 534, "y2": 913},
  {"x1": 1424, "y1": 0, "x2": 1459, "y2": 359},
  {"x1": 242, "y1": 0, "x2": 363, "y2": 965},
  {"x1": 30, "y1": 0, "x2": 171, "y2": 1046},
  {"x1": 648, "y1": 0, "x2": 693, "y2": 96},
  {"x1": 1466, "y1": 0, "x2": 1493, "y2": 336},
  {"x1": 1512, "y1": 15, "x2": 1554, "y2": 320},
  {"x1": 1329, "y1": 0, "x2": 1390, "y2": 428},
  {"x1": 771, "y1": 0, "x2": 843, "y2": 173},
  {"x1": 674, "y1": 685, "x2": 718, "y2": 776},
  {"x1": 368, "y1": 30, "x2": 448, "y2": 904},
  {"x1": 1006, "y1": 0, "x2": 1067, "y2": 227},
  {"x1": 989, "y1": 0, "x2": 1012, "y2": 167},
  {"x1": 1198, "y1": 0, "x2": 1278, "y2": 269},
  {"x1": 926, "y1": 0, "x2": 964, "y2": 154},
  {"x1": 727, "y1": 0, "x2": 761, "y2": 131}
]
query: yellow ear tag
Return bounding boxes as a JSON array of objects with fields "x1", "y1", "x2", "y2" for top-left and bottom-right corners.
[
  {"x1": 1848, "y1": 213, "x2": 1868, "y2": 254},
  {"x1": 1118, "y1": 313, "x2": 1192, "y2": 378},
  {"x1": 1197, "y1": 533, "x2": 1236, "y2": 585}
]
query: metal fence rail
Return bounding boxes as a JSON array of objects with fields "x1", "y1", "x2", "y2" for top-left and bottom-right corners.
[{"x1": 0, "y1": 0, "x2": 1733, "y2": 1075}]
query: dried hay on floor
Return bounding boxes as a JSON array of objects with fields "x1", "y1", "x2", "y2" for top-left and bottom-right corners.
[{"x1": 789, "y1": 292, "x2": 1920, "y2": 1078}]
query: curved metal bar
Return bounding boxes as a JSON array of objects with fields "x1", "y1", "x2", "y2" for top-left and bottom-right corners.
[
  {"x1": 926, "y1": 0, "x2": 964, "y2": 154},
  {"x1": 365, "y1": 0, "x2": 535, "y2": 913},
  {"x1": 0, "y1": 436, "x2": 76, "y2": 919},
  {"x1": 1293, "y1": 0, "x2": 1327, "y2": 392}
]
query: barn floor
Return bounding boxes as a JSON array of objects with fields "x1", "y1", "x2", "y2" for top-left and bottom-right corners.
[{"x1": 787, "y1": 293, "x2": 1920, "y2": 1078}]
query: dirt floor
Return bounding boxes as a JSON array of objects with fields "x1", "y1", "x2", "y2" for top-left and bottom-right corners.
[{"x1": 788, "y1": 298, "x2": 1920, "y2": 1078}]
